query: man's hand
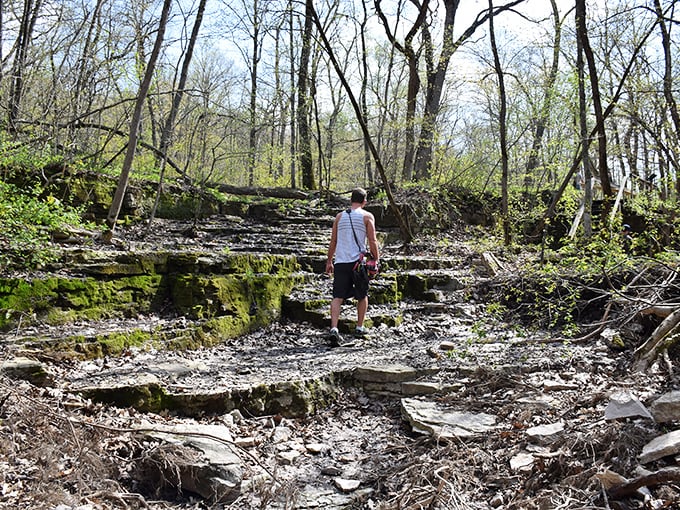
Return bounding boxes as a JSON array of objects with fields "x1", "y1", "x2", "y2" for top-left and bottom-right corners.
[
  {"x1": 325, "y1": 259, "x2": 334, "y2": 274},
  {"x1": 366, "y1": 259, "x2": 379, "y2": 279}
]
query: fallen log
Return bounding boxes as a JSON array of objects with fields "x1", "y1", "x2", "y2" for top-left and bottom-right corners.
[
  {"x1": 633, "y1": 306, "x2": 680, "y2": 372},
  {"x1": 638, "y1": 305, "x2": 676, "y2": 319},
  {"x1": 215, "y1": 184, "x2": 309, "y2": 200},
  {"x1": 481, "y1": 252, "x2": 505, "y2": 276}
]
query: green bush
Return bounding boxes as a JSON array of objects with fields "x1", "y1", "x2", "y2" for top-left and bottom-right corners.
[{"x1": 0, "y1": 181, "x2": 87, "y2": 271}]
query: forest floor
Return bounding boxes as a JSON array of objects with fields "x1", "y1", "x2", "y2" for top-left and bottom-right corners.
[{"x1": 1, "y1": 202, "x2": 678, "y2": 510}]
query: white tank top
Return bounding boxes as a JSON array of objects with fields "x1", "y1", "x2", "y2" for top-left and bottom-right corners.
[{"x1": 335, "y1": 208, "x2": 367, "y2": 263}]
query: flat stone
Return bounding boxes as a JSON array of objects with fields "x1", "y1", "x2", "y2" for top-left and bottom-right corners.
[
  {"x1": 401, "y1": 381, "x2": 441, "y2": 396},
  {"x1": 305, "y1": 442, "x2": 327, "y2": 454},
  {"x1": 509, "y1": 452, "x2": 534, "y2": 472},
  {"x1": 401, "y1": 398, "x2": 496, "y2": 440},
  {"x1": 136, "y1": 423, "x2": 242, "y2": 503},
  {"x1": 543, "y1": 379, "x2": 578, "y2": 391},
  {"x1": 272, "y1": 426, "x2": 293, "y2": 443},
  {"x1": 321, "y1": 466, "x2": 342, "y2": 476},
  {"x1": 0, "y1": 357, "x2": 50, "y2": 386},
  {"x1": 526, "y1": 422, "x2": 564, "y2": 445},
  {"x1": 604, "y1": 391, "x2": 653, "y2": 421},
  {"x1": 640, "y1": 429, "x2": 680, "y2": 464},
  {"x1": 650, "y1": 391, "x2": 680, "y2": 423},
  {"x1": 278, "y1": 450, "x2": 301, "y2": 465},
  {"x1": 334, "y1": 478, "x2": 361, "y2": 492},
  {"x1": 353, "y1": 365, "x2": 418, "y2": 383}
]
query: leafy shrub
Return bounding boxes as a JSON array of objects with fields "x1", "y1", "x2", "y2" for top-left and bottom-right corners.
[{"x1": 0, "y1": 181, "x2": 88, "y2": 271}]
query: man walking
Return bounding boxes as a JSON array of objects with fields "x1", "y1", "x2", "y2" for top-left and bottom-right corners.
[{"x1": 325, "y1": 188, "x2": 380, "y2": 346}]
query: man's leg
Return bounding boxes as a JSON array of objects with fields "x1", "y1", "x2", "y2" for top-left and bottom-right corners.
[
  {"x1": 356, "y1": 296, "x2": 368, "y2": 327},
  {"x1": 330, "y1": 297, "x2": 344, "y2": 329}
]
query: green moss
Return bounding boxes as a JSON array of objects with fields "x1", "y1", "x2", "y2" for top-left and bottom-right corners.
[
  {"x1": 0, "y1": 274, "x2": 167, "y2": 330},
  {"x1": 236, "y1": 377, "x2": 340, "y2": 418},
  {"x1": 303, "y1": 299, "x2": 329, "y2": 310},
  {"x1": 225, "y1": 254, "x2": 299, "y2": 275},
  {"x1": 200, "y1": 316, "x2": 251, "y2": 343},
  {"x1": 172, "y1": 272, "x2": 299, "y2": 321},
  {"x1": 0, "y1": 277, "x2": 59, "y2": 328},
  {"x1": 81, "y1": 380, "x2": 169, "y2": 413},
  {"x1": 370, "y1": 274, "x2": 401, "y2": 304},
  {"x1": 157, "y1": 191, "x2": 219, "y2": 220}
]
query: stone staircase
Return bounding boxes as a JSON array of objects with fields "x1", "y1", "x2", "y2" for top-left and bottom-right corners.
[{"x1": 0, "y1": 196, "x2": 485, "y2": 419}]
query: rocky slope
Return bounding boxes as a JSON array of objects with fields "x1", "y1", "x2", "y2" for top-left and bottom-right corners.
[{"x1": 0, "y1": 194, "x2": 679, "y2": 510}]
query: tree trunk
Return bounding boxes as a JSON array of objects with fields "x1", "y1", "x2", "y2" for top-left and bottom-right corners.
[
  {"x1": 297, "y1": 0, "x2": 316, "y2": 190},
  {"x1": 247, "y1": 0, "x2": 261, "y2": 187},
  {"x1": 576, "y1": 0, "x2": 612, "y2": 210},
  {"x1": 533, "y1": 14, "x2": 656, "y2": 239},
  {"x1": 157, "y1": 0, "x2": 207, "y2": 173},
  {"x1": 633, "y1": 306, "x2": 680, "y2": 372},
  {"x1": 412, "y1": 0, "x2": 526, "y2": 180},
  {"x1": 576, "y1": 5, "x2": 592, "y2": 238},
  {"x1": 8, "y1": 0, "x2": 43, "y2": 134},
  {"x1": 106, "y1": 0, "x2": 172, "y2": 229},
  {"x1": 359, "y1": 0, "x2": 373, "y2": 185},
  {"x1": 375, "y1": 0, "x2": 429, "y2": 182},
  {"x1": 525, "y1": 0, "x2": 562, "y2": 178},
  {"x1": 309, "y1": 3, "x2": 413, "y2": 243},
  {"x1": 488, "y1": 0, "x2": 510, "y2": 245},
  {"x1": 288, "y1": 0, "x2": 297, "y2": 189},
  {"x1": 654, "y1": 0, "x2": 680, "y2": 199},
  {"x1": 70, "y1": 0, "x2": 105, "y2": 148},
  {"x1": 148, "y1": 0, "x2": 207, "y2": 231}
]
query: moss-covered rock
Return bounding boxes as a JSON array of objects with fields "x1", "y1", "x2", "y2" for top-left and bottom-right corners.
[
  {"x1": 0, "y1": 252, "x2": 300, "y2": 333},
  {"x1": 80, "y1": 375, "x2": 170, "y2": 413},
  {"x1": 0, "y1": 274, "x2": 168, "y2": 329},
  {"x1": 79, "y1": 373, "x2": 343, "y2": 418},
  {"x1": 1, "y1": 357, "x2": 51, "y2": 386}
]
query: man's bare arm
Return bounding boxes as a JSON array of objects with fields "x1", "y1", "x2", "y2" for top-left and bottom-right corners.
[{"x1": 365, "y1": 214, "x2": 380, "y2": 260}]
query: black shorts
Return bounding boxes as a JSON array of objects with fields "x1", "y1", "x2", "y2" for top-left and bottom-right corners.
[{"x1": 333, "y1": 261, "x2": 368, "y2": 300}]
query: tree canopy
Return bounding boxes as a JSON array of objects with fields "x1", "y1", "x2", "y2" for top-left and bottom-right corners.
[{"x1": 1, "y1": 0, "x2": 679, "y2": 243}]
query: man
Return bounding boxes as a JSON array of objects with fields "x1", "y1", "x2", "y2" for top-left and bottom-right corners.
[
  {"x1": 325, "y1": 188, "x2": 380, "y2": 346},
  {"x1": 621, "y1": 223, "x2": 633, "y2": 254}
]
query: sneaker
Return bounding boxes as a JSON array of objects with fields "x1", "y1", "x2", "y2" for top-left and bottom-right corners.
[
  {"x1": 354, "y1": 326, "x2": 368, "y2": 338},
  {"x1": 328, "y1": 327, "x2": 342, "y2": 347}
]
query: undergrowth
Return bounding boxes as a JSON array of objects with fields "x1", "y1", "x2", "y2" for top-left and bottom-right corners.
[{"x1": 0, "y1": 180, "x2": 92, "y2": 272}]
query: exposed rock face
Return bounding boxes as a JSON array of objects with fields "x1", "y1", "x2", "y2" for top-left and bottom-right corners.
[
  {"x1": 650, "y1": 390, "x2": 680, "y2": 423},
  {"x1": 0, "y1": 357, "x2": 50, "y2": 386},
  {"x1": 133, "y1": 424, "x2": 242, "y2": 503}
]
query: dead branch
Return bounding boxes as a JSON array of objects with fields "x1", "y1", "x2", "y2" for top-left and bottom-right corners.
[
  {"x1": 481, "y1": 251, "x2": 505, "y2": 276},
  {"x1": 633, "y1": 306, "x2": 680, "y2": 371},
  {"x1": 638, "y1": 305, "x2": 677, "y2": 318},
  {"x1": 606, "y1": 467, "x2": 680, "y2": 500}
]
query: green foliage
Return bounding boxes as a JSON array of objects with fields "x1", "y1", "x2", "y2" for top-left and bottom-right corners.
[
  {"x1": 0, "y1": 137, "x2": 64, "y2": 175},
  {"x1": 0, "y1": 181, "x2": 88, "y2": 271},
  {"x1": 626, "y1": 193, "x2": 680, "y2": 255},
  {"x1": 552, "y1": 228, "x2": 632, "y2": 275}
]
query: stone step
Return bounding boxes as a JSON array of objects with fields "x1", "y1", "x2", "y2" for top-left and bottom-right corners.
[{"x1": 6, "y1": 354, "x2": 461, "y2": 419}]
